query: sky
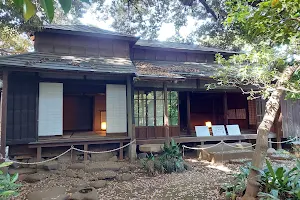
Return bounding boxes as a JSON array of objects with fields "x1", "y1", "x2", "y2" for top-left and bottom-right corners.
[{"x1": 79, "y1": 5, "x2": 197, "y2": 41}]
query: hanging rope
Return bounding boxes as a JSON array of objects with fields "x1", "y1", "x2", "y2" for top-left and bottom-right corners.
[
  {"x1": 268, "y1": 137, "x2": 297, "y2": 144},
  {"x1": 72, "y1": 139, "x2": 136, "y2": 154},
  {"x1": 5, "y1": 140, "x2": 136, "y2": 165}
]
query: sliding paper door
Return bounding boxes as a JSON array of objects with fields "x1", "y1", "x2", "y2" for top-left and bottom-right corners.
[
  {"x1": 106, "y1": 84, "x2": 127, "y2": 133},
  {"x1": 38, "y1": 82, "x2": 63, "y2": 136}
]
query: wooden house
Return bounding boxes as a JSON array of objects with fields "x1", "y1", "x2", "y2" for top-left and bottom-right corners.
[{"x1": 0, "y1": 25, "x2": 278, "y2": 160}]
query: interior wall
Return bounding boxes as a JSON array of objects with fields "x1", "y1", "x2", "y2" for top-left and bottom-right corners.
[
  {"x1": 93, "y1": 94, "x2": 106, "y2": 132},
  {"x1": 190, "y1": 93, "x2": 224, "y2": 131},
  {"x1": 227, "y1": 93, "x2": 248, "y2": 129},
  {"x1": 63, "y1": 95, "x2": 93, "y2": 131}
]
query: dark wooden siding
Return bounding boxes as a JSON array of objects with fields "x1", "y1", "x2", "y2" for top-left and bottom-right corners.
[
  {"x1": 281, "y1": 99, "x2": 300, "y2": 138},
  {"x1": 133, "y1": 49, "x2": 213, "y2": 63},
  {"x1": 7, "y1": 72, "x2": 38, "y2": 145},
  {"x1": 135, "y1": 126, "x2": 179, "y2": 139}
]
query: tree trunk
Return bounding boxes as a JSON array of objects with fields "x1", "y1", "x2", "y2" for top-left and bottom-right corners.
[{"x1": 243, "y1": 65, "x2": 299, "y2": 200}]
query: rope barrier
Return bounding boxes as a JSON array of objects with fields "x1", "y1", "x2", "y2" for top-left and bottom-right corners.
[
  {"x1": 223, "y1": 143, "x2": 257, "y2": 149},
  {"x1": 268, "y1": 137, "x2": 297, "y2": 144},
  {"x1": 6, "y1": 148, "x2": 73, "y2": 165},
  {"x1": 182, "y1": 141, "x2": 224, "y2": 150},
  {"x1": 182, "y1": 137, "x2": 298, "y2": 157},
  {"x1": 5, "y1": 139, "x2": 136, "y2": 165},
  {"x1": 72, "y1": 139, "x2": 136, "y2": 154}
]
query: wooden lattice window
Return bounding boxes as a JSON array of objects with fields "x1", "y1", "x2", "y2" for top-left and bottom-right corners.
[{"x1": 134, "y1": 90, "x2": 178, "y2": 127}]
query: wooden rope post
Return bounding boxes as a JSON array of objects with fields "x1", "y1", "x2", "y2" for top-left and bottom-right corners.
[
  {"x1": 84, "y1": 144, "x2": 88, "y2": 162},
  {"x1": 37, "y1": 147, "x2": 42, "y2": 162},
  {"x1": 119, "y1": 142, "x2": 124, "y2": 160}
]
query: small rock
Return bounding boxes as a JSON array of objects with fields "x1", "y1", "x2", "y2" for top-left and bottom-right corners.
[
  {"x1": 183, "y1": 162, "x2": 193, "y2": 171},
  {"x1": 97, "y1": 170, "x2": 117, "y2": 180},
  {"x1": 57, "y1": 155, "x2": 71, "y2": 163},
  {"x1": 9, "y1": 168, "x2": 37, "y2": 175},
  {"x1": 73, "y1": 181, "x2": 89, "y2": 188},
  {"x1": 69, "y1": 163, "x2": 85, "y2": 170},
  {"x1": 43, "y1": 161, "x2": 59, "y2": 171},
  {"x1": 108, "y1": 155, "x2": 118, "y2": 162},
  {"x1": 66, "y1": 170, "x2": 77, "y2": 178},
  {"x1": 120, "y1": 166, "x2": 130, "y2": 173},
  {"x1": 90, "y1": 180, "x2": 107, "y2": 188},
  {"x1": 27, "y1": 187, "x2": 66, "y2": 200},
  {"x1": 76, "y1": 171, "x2": 85, "y2": 179},
  {"x1": 267, "y1": 148, "x2": 276, "y2": 154},
  {"x1": 91, "y1": 152, "x2": 115, "y2": 162},
  {"x1": 118, "y1": 173, "x2": 134, "y2": 181},
  {"x1": 85, "y1": 162, "x2": 122, "y2": 172},
  {"x1": 137, "y1": 153, "x2": 148, "y2": 159},
  {"x1": 70, "y1": 187, "x2": 98, "y2": 200},
  {"x1": 24, "y1": 173, "x2": 48, "y2": 183}
]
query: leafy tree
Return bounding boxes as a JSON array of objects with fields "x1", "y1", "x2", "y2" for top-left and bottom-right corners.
[
  {"x1": 0, "y1": 0, "x2": 91, "y2": 55},
  {"x1": 211, "y1": 0, "x2": 300, "y2": 199},
  {"x1": 7, "y1": 0, "x2": 246, "y2": 50}
]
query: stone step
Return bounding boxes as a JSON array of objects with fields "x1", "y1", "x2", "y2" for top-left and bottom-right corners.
[
  {"x1": 196, "y1": 142, "x2": 253, "y2": 153},
  {"x1": 201, "y1": 149, "x2": 254, "y2": 163},
  {"x1": 139, "y1": 144, "x2": 164, "y2": 153}
]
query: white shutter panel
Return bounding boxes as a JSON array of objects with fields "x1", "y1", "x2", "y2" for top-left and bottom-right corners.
[
  {"x1": 38, "y1": 82, "x2": 63, "y2": 136},
  {"x1": 106, "y1": 84, "x2": 127, "y2": 133}
]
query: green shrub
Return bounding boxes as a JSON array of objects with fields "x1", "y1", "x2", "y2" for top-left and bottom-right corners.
[
  {"x1": 220, "y1": 160, "x2": 300, "y2": 200},
  {"x1": 0, "y1": 162, "x2": 21, "y2": 199},
  {"x1": 141, "y1": 138, "x2": 188, "y2": 174}
]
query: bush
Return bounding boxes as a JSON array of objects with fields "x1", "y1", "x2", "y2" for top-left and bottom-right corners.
[
  {"x1": 141, "y1": 138, "x2": 188, "y2": 175},
  {"x1": 0, "y1": 162, "x2": 21, "y2": 199},
  {"x1": 220, "y1": 160, "x2": 300, "y2": 200}
]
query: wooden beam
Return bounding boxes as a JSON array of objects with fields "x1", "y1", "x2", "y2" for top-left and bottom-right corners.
[
  {"x1": 163, "y1": 83, "x2": 170, "y2": 144},
  {"x1": 186, "y1": 92, "x2": 192, "y2": 135},
  {"x1": 223, "y1": 92, "x2": 228, "y2": 125},
  {"x1": 0, "y1": 70, "x2": 8, "y2": 159}
]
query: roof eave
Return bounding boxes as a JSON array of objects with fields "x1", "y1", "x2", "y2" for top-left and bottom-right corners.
[
  {"x1": 41, "y1": 29, "x2": 139, "y2": 42},
  {"x1": 133, "y1": 45, "x2": 238, "y2": 55}
]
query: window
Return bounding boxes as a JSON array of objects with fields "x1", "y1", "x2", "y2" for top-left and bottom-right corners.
[
  {"x1": 168, "y1": 91, "x2": 179, "y2": 126},
  {"x1": 134, "y1": 90, "x2": 179, "y2": 126}
]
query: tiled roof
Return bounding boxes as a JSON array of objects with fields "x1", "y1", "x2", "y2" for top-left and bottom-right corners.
[
  {"x1": 43, "y1": 24, "x2": 137, "y2": 39},
  {"x1": 135, "y1": 40, "x2": 238, "y2": 54},
  {"x1": 0, "y1": 52, "x2": 136, "y2": 75},
  {"x1": 134, "y1": 60, "x2": 220, "y2": 79}
]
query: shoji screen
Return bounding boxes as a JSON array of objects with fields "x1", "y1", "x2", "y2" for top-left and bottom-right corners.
[
  {"x1": 106, "y1": 84, "x2": 127, "y2": 133},
  {"x1": 38, "y1": 82, "x2": 63, "y2": 136}
]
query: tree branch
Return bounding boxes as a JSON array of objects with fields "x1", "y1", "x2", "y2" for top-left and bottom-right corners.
[
  {"x1": 198, "y1": 0, "x2": 218, "y2": 20},
  {"x1": 179, "y1": 0, "x2": 218, "y2": 21}
]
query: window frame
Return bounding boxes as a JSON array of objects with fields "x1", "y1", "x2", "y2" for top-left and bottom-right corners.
[{"x1": 134, "y1": 90, "x2": 179, "y2": 127}]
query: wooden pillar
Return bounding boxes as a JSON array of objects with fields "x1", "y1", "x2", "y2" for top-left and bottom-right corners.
[
  {"x1": 163, "y1": 82, "x2": 170, "y2": 144},
  {"x1": 187, "y1": 92, "x2": 191, "y2": 135},
  {"x1": 0, "y1": 70, "x2": 8, "y2": 159},
  {"x1": 223, "y1": 92, "x2": 228, "y2": 125},
  {"x1": 127, "y1": 76, "x2": 136, "y2": 161}
]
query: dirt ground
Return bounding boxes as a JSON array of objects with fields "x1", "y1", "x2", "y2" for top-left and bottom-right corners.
[{"x1": 16, "y1": 157, "x2": 296, "y2": 200}]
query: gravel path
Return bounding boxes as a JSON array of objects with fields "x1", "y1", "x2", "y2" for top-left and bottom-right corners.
[{"x1": 15, "y1": 158, "x2": 296, "y2": 200}]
